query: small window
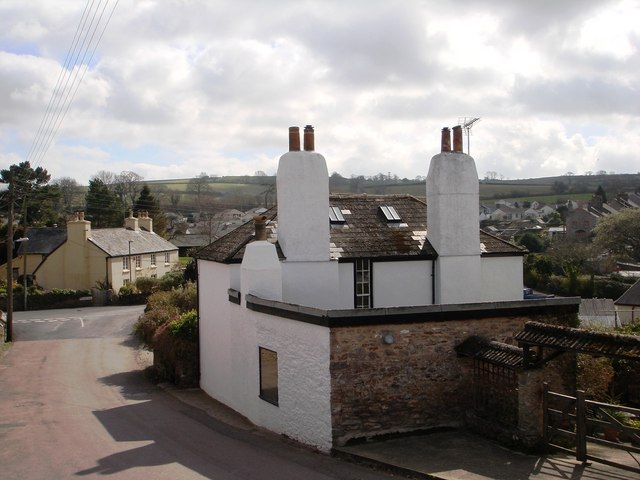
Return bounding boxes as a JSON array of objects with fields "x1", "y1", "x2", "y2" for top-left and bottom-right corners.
[
  {"x1": 165, "y1": 252, "x2": 170, "y2": 264},
  {"x1": 259, "y1": 347, "x2": 278, "y2": 406},
  {"x1": 355, "y1": 258, "x2": 372, "y2": 308},
  {"x1": 135, "y1": 255, "x2": 142, "y2": 269},
  {"x1": 123, "y1": 278, "x2": 130, "y2": 286},
  {"x1": 150, "y1": 254, "x2": 156, "y2": 266},
  {"x1": 123, "y1": 256, "x2": 130, "y2": 270},
  {"x1": 329, "y1": 206, "x2": 345, "y2": 224},
  {"x1": 379, "y1": 205, "x2": 401, "y2": 222}
]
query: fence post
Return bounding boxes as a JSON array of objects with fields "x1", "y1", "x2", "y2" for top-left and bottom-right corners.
[
  {"x1": 575, "y1": 389, "x2": 587, "y2": 462},
  {"x1": 542, "y1": 383, "x2": 549, "y2": 445}
]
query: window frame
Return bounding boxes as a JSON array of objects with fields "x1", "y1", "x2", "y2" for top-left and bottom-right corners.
[{"x1": 354, "y1": 258, "x2": 372, "y2": 309}]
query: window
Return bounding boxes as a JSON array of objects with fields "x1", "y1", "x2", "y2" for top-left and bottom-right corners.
[
  {"x1": 379, "y1": 205, "x2": 401, "y2": 222},
  {"x1": 329, "y1": 206, "x2": 345, "y2": 224},
  {"x1": 259, "y1": 347, "x2": 278, "y2": 405},
  {"x1": 150, "y1": 254, "x2": 156, "y2": 266},
  {"x1": 135, "y1": 255, "x2": 142, "y2": 269},
  {"x1": 123, "y1": 256, "x2": 130, "y2": 270},
  {"x1": 123, "y1": 278, "x2": 130, "y2": 286},
  {"x1": 165, "y1": 252, "x2": 170, "y2": 264},
  {"x1": 355, "y1": 258, "x2": 371, "y2": 308}
]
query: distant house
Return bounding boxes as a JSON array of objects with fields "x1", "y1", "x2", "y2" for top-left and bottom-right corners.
[
  {"x1": 5, "y1": 211, "x2": 179, "y2": 292},
  {"x1": 579, "y1": 298, "x2": 616, "y2": 328},
  {"x1": 565, "y1": 208, "x2": 599, "y2": 239},
  {"x1": 169, "y1": 234, "x2": 212, "y2": 257},
  {"x1": 615, "y1": 279, "x2": 640, "y2": 325}
]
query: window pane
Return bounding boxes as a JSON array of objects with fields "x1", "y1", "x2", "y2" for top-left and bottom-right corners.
[{"x1": 259, "y1": 347, "x2": 278, "y2": 406}]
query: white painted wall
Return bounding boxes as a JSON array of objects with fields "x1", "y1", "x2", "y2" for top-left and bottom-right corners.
[
  {"x1": 481, "y1": 256, "x2": 524, "y2": 302},
  {"x1": 199, "y1": 257, "x2": 333, "y2": 451},
  {"x1": 338, "y1": 262, "x2": 354, "y2": 308},
  {"x1": 373, "y1": 261, "x2": 433, "y2": 307},
  {"x1": 281, "y1": 260, "x2": 341, "y2": 309},
  {"x1": 434, "y1": 255, "x2": 482, "y2": 304}
]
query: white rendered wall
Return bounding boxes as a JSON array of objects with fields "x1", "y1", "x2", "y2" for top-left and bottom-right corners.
[
  {"x1": 281, "y1": 260, "x2": 341, "y2": 309},
  {"x1": 198, "y1": 260, "x2": 236, "y2": 407},
  {"x1": 434, "y1": 255, "x2": 482, "y2": 304},
  {"x1": 481, "y1": 256, "x2": 524, "y2": 302},
  {"x1": 253, "y1": 310, "x2": 332, "y2": 451},
  {"x1": 198, "y1": 257, "x2": 333, "y2": 451},
  {"x1": 337, "y1": 262, "x2": 354, "y2": 308},
  {"x1": 276, "y1": 151, "x2": 330, "y2": 261},
  {"x1": 373, "y1": 261, "x2": 433, "y2": 307}
]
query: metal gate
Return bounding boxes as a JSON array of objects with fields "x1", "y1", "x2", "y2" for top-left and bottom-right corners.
[{"x1": 543, "y1": 383, "x2": 640, "y2": 474}]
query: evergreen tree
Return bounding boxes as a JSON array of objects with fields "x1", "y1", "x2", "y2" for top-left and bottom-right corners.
[
  {"x1": 134, "y1": 184, "x2": 167, "y2": 235},
  {"x1": 85, "y1": 178, "x2": 123, "y2": 228}
]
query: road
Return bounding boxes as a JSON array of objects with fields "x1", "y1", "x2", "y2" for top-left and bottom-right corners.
[{"x1": 0, "y1": 306, "x2": 398, "y2": 480}]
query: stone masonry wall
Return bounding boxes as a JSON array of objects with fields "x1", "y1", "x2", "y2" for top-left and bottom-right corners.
[
  {"x1": 330, "y1": 315, "x2": 525, "y2": 445},
  {"x1": 330, "y1": 312, "x2": 576, "y2": 446}
]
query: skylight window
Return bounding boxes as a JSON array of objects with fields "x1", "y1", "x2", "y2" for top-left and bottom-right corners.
[
  {"x1": 379, "y1": 205, "x2": 401, "y2": 222},
  {"x1": 329, "y1": 206, "x2": 346, "y2": 223}
]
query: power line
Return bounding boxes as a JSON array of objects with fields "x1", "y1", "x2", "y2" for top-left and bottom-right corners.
[{"x1": 26, "y1": 0, "x2": 120, "y2": 169}]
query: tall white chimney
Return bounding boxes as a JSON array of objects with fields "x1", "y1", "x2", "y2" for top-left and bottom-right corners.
[
  {"x1": 276, "y1": 125, "x2": 330, "y2": 261},
  {"x1": 427, "y1": 126, "x2": 481, "y2": 304}
]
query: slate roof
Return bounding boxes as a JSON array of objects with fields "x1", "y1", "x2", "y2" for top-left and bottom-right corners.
[
  {"x1": 515, "y1": 321, "x2": 640, "y2": 360},
  {"x1": 18, "y1": 228, "x2": 67, "y2": 255},
  {"x1": 455, "y1": 335, "x2": 523, "y2": 368},
  {"x1": 169, "y1": 234, "x2": 212, "y2": 249},
  {"x1": 615, "y1": 279, "x2": 640, "y2": 306},
  {"x1": 196, "y1": 194, "x2": 524, "y2": 263},
  {"x1": 89, "y1": 229, "x2": 177, "y2": 257}
]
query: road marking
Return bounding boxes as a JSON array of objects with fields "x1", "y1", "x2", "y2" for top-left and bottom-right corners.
[{"x1": 14, "y1": 317, "x2": 84, "y2": 325}]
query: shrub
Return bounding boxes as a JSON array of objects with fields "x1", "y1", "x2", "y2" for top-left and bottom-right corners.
[
  {"x1": 169, "y1": 309, "x2": 198, "y2": 341},
  {"x1": 159, "y1": 270, "x2": 184, "y2": 290},
  {"x1": 135, "y1": 276, "x2": 160, "y2": 295}
]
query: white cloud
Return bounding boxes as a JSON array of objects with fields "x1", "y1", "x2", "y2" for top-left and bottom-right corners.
[{"x1": 0, "y1": 0, "x2": 638, "y2": 184}]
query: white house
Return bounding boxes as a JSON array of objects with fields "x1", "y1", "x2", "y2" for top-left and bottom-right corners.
[{"x1": 195, "y1": 125, "x2": 548, "y2": 451}]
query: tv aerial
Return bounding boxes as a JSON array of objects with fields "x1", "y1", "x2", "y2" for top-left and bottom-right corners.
[{"x1": 457, "y1": 117, "x2": 481, "y2": 155}]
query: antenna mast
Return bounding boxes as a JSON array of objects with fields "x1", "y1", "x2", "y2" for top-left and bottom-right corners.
[{"x1": 457, "y1": 117, "x2": 481, "y2": 155}]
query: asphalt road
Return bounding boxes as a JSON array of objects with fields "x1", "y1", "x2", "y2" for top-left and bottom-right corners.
[{"x1": 0, "y1": 306, "x2": 399, "y2": 480}]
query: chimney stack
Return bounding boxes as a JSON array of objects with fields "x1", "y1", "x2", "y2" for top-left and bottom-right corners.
[
  {"x1": 289, "y1": 126, "x2": 300, "y2": 151},
  {"x1": 452, "y1": 125, "x2": 463, "y2": 153},
  {"x1": 303, "y1": 125, "x2": 314, "y2": 151},
  {"x1": 441, "y1": 127, "x2": 451, "y2": 152}
]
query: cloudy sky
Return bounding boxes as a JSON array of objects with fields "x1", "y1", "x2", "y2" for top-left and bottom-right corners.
[{"x1": 1, "y1": 0, "x2": 639, "y2": 185}]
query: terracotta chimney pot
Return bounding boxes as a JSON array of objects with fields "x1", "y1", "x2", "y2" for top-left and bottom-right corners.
[
  {"x1": 441, "y1": 127, "x2": 451, "y2": 152},
  {"x1": 254, "y1": 215, "x2": 268, "y2": 241},
  {"x1": 303, "y1": 125, "x2": 314, "y2": 151},
  {"x1": 289, "y1": 126, "x2": 300, "y2": 151},
  {"x1": 452, "y1": 125, "x2": 463, "y2": 153}
]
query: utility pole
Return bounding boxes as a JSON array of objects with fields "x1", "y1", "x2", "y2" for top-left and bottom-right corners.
[{"x1": 5, "y1": 171, "x2": 14, "y2": 342}]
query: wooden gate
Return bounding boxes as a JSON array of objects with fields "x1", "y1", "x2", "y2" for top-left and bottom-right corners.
[{"x1": 543, "y1": 383, "x2": 640, "y2": 474}]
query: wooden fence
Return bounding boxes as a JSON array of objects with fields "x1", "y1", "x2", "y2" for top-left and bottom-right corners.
[{"x1": 543, "y1": 383, "x2": 640, "y2": 474}]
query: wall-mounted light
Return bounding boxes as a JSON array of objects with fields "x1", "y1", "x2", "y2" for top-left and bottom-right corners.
[{"x1": 383, "y1": 333, "x2": 395, "y2": 345}]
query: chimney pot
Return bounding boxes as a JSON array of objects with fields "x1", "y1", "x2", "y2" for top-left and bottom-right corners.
[
  {"x1": 289, "y1": 126, "x2": 300, "y2": 151},
  {"x1": 254, "y1": 215, "x2": 268, "y2": 241},
  {"x1": 441, "y1": 127, "x2": 451, "y2": 152},
  {"x1": 78, "y1": 211, "x2": 84, "y2": 221},
  {"x1": 303, "y1": 125, "x2": 314, "y2": 151},
  {"x1": 452, "y1": 125, "x2": 463, "y2": 153}
]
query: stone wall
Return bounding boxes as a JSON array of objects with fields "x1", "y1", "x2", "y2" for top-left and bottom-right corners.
[{"x1": 330, "y1": 312, "x2": 576, "y2": 446}]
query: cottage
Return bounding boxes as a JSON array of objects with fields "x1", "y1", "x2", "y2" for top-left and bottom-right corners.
[
  {"x1": 615, "y1": 279, "x2": 640, "y2": 325},
  {"x1": 196, "y1": 126, "x2": 577, "y2": 451},
  {"x1": 6, "y1": 210, "x2": 179, "y2": 292}
]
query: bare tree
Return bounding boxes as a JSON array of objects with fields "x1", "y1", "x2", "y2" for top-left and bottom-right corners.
[
  {"x1": 188, "y1": 172, "x2": 211, "y2": 208},
  {"x1": 114, "y1": 171, "x2": 143, "y2": 210},
  {"x1": 51, "y1": 176, "x2": 80, "y2": 213}
]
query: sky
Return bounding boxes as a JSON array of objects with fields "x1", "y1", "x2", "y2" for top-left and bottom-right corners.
[{"x1": 0, "y1": 0, "x2": 639, "y2": 185}]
